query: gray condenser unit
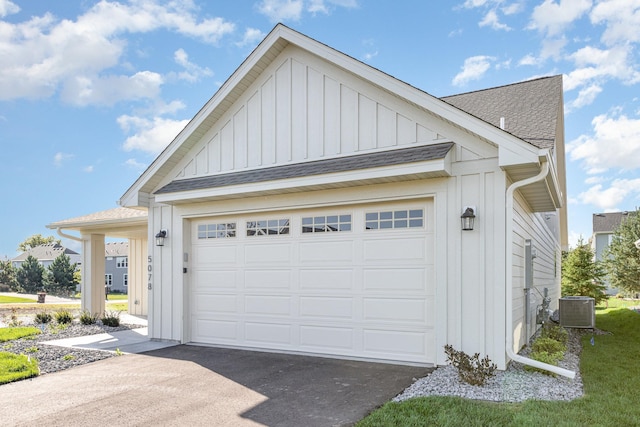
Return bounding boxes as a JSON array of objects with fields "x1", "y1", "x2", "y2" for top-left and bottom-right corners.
[{"x1": 559, "y1": 296, "x2": 595, "y2": 328}]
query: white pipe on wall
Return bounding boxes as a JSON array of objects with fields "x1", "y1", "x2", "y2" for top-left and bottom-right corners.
[{"x1": 505, "y1": 159, "x2": 576, "y2": 379}]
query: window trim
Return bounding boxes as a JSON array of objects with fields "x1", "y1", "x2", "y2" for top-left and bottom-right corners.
[{"x1": 302, "y1": 214, "x2": 352, "y2": 233}]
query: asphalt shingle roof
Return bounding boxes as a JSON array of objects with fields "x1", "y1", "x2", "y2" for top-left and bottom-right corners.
[
  {"x1": 12, "y1": 243, "x2": 78, "y2": 262},
  {"x1": 593, "y1": 211, "x2": 636, "y2": 233}
]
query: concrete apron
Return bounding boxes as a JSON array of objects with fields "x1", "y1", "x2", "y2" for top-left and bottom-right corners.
[{"x1": 0, "y1": 345, "x2": 433, "y2": 427}]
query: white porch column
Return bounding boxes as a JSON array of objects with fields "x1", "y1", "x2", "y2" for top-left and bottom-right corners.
[
  {"x1": 128, "y1": 237, "x2": 148, "y2": 316},
  {"x1": 81, "y1": 234, "x2": 105, "y2": 316}
]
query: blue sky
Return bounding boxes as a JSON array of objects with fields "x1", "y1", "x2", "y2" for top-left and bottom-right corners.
[{"x1": 1, "y1": 0, "x2": 639, "y2": 258}]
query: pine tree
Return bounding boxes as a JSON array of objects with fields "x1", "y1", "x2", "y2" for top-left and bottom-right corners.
[
  {"x1": 16, "y1": 255, "x2": 46, "y2": 294},
  {"x1": 0, "y1": 259, "x2": 19, "y2": 291},
  {"x1": 561, "y1": 237, "x2": 608, "y2": 304},
  {"x1": 603, "y1": 210, "x2": 640, "y2": 295},
  {"x1": 46, "y1": 254, "x2": 78, "y2": 297}
]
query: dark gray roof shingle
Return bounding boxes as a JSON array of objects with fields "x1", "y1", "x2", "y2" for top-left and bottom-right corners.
[
  {"x1": 156, "y1": 142, "x2": 453, "y2": 195},
  {"x1": 441, "y1": 75, "x2": 562, "y2": 149},
  {"x1": 593, "y1": 211, "x2": 636, "y2": 233}
]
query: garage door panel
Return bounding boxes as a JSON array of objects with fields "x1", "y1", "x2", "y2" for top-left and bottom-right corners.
[
  {"x1": 363, "y1": 328, "x2": 428, "y2": 357},
  {"x1": 245, "y1": 322, "x2": 291, "y2": 345},
  {"x1": 245, "y1": 295, "x2": 291, "y2": 316},
  {"x1": 194, "y1": 319, "x2": 238, "y2": 341},
  {"x1": 299, "y1": 296, "x2": 353, "y2": 319},
  {"x1": 363, "y1": 238, "x2": 426, "y2": 261},
  {"x1": 363, "y1": 268, "x2": 427, "y2": 292},
  {"x1": 195, "y1": 294, "x2": 238, "y2": 314},
  {"x1": 364, "y1": 298, "x2": 427, "y2": 323},
  {"x1": 299, "y1": 269, "x2": 353, "y2": 290},
  {"x1": 300, "y1": 325, "x2": 353, "y2": 350},
  {"x1": 193, "y1": 270, "x2": 237, "y2": 289},
  {"x1": 244, "y1": 243, "x2": 292, "y2": 264},
  {"x1": 245, "y1": 270, "x2": 291, "y2": 289},
  {"x1": 299, "y1": 240, "x2": 354, "y2": 262},
  {"x1": 194, "y1": 246, "x2": 237, "y2": 265}
]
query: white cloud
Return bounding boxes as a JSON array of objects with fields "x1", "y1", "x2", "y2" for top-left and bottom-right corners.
[
  {"x1": 0, "y1": 1, "x2": 234, "y2": 104},
  {"x1": 61, "y1": 71, "x2": 164, "y2": 106},
  {"x1": 518, "y1": 54, "x2": 539, "y2": 66},
  {"x1": 308, "y1": 0, "x2": 358, "y2": 14},
  {"x1": 257, "y1": 0, "x2": 304, "y2": 22},
  {"x1": 567, "y1": 111, "x2": 640, "y2": 173},
  {"x1": 479, "y1": 10, "x2": 512, "y2": 30},
  {"x1": 564, "y1": 45, "x2": 640, "y2": 91},
  {"x1": 236, "y1": 28, "x2": 266, "y2": 48},
  {"x1": 590, "y1": 0, "x2": 640, "y2": 45},
  {"x1": 567, "y1": 83, "x2": 602, "y2": 110},
  {"x1": 172, "y1": 49, "x2": 213, "y2": 83},
  {"x1": 118, "y1": 115, "x2": 190, "y2": 155},
  {"x1": 53, "y1": 152, "x2": 73, "y2": 167},
  {"x1": 528, "y1": 0, "x2": 593, "y2": 36},
  {"x1": 124, "y1": 158, "x2": 148, "y2": 172},
  {"x1": 577, "y1": 179, "x2": 640, "y2": 210},
  {"x1": 452, "y1": 55, "x2": 495, "y2": 86},
  {"x1": 83, "y1": 165, "x2": 94, "y2": 173},
  {"x1": 0, "y1": 0, "x2": 19, "y2": 17}
]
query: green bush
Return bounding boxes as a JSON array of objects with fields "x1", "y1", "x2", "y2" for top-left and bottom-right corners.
[
  {"x1": 79, "y1": 310, "x2": 99, "y2": 325},
  {"x1": 526, "y1": 350, "x2": 565, "y2": 376},
  {"x1": 101, "y1": 311, "x2": 121, "y2": 327},
  {"x1": 540, "y1": 324, "x2": 568, "y2": 345},
  {"x1": 444, "y1": 345, "x2": 497, "y2": 386},
  {"x1": 54, "y1": 309, "x2": 73, "y2": 325},
  {"x1": 531, "y1": 337, "x2": 566, "y2": 355},
  {"x1": 34, "y1": 311, "x2": 53, "y2": 324}
]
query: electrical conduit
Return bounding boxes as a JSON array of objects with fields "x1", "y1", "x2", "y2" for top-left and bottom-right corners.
[{"x1": 505, "y1": 159, "x2": 576, "y2": 379}]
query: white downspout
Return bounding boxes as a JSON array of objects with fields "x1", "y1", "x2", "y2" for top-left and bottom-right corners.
[
  {"x1": 56, "y1": 227, "x2": 83, "y2": 242},
  {"x1": 505, "y1": 160, "x2": 576, "y2": 379}
]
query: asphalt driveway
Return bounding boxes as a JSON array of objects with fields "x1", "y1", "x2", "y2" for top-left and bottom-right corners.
[{"x1": 0, "y1": 345, "x2": 432, "y2": 426}]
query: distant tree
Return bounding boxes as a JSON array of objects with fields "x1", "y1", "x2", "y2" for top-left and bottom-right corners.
[
  {"x1": 17, "y1": 234, "x2": 61, "y2": 252},
  {"x1": 46, "y1": 254, "x2": 78, "y2": 297},
  {"x1": 603, "y1": 210, "x2": 640, "y2": 295},
  {"x1": 16, "y1": 255, "x2": 46, "y2": 294},
  {"x1": 0, "y1": 259, "x2": 20, "y2": 291},
  {"x1": 561, "y1": 237, "x2": 608, "y2": 305}
]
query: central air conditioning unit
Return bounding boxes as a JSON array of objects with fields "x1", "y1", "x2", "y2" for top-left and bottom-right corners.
[{"x1": 559, "y1": 296, "x2": 595, "y2": 328}]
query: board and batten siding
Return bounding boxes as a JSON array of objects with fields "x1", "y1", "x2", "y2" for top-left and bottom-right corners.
[
  {"x1": 170, "y1": 45, "x2": 446, "y2": 182},
  {"x1": 511, "y1": 190, "x2": 561, "y2": 352}
]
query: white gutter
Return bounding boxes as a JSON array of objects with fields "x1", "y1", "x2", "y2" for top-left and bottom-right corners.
[
  {"x1": 55, "y1": 228, "x2": 83, "y2": 242},
  {"x1": 505, "y1": 158, "x2": 576, "y2": 379}
]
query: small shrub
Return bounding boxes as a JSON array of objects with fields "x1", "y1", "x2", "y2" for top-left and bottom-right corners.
[
  {"x1": 25, "y1": 346, "x2": 38, "y2": 353},
  {"x1": 444, "y1": 345, "x2": 497, "y2": 386},
  {"x1": 540, "y1": 324, "x2": 568, "y2": 345},
  {"x1": 79, "y1": 310, "x2": 99, "y2": 325},
  {"x1": 531, "y1": 337, "x2": 566, "y2": 355},
  {"x1": 48, "y1": 323, "x2": 69, "y2": 334},
  {"x1": 54, "y1": 309, "x2": 73, "y2": 325},
  {"x1": 34, "y1": 311, "x2": 53, "y2": 324},
  {"x1": 62, "y1": 354, "x2": 75, "y2": 361},
  {"x1": 526, "y1": 351, "x2": 564, "y2": 376},
  {"x1": 6, "y1": 308, "x2": 22, "y2": 327},
  {"x1": 101, "y1": 311, "x2": 121, "y2": 327}
]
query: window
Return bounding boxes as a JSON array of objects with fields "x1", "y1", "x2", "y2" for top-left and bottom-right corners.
[
  {"x1": 366, "y1": 209, "x2": 424, "y2": 230},
  {"x1": 105, "y1": 274, "x2": 113, "y2": 286},
  {"x1": 116, "y1": 257, "x2": 128, "y2": 268},
  {"x1": 197, "y1": 223, "x2": 236, "y2": 239},
  {"x1": 247, "y1": 219, "x2": 290, "y2": 236},
  {"x1": 302, "y1": 214, "x2": 352, "y2": 233},
  {"x1": 123, "y1": 274, "x2": 128, "y2": 287}
]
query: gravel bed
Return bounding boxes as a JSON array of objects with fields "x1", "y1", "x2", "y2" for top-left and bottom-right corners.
[
  {"x1": 1, "y1": 322, "x2": 139, "y2": 376},
  {"x1": 395, "y1": 328, "x2": 605, "y2": 403}
]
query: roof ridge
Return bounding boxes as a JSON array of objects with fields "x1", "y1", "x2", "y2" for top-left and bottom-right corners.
[{"x1": 440, "y1": 75, "x2": 562, "y2": 99}]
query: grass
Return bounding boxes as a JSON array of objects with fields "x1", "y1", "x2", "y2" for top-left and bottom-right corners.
[
  {"x1": 106, "y1": 294, "x2": 128, "y2": 300},
  {"x1": 357, "y1": 305, "x2": 640, "y2": 427},
  {"x1": 0, "y1": 352, "x2": 39, "y2": 384},
  {"x1": 0, "y1": 296, "x2": 35, "y2": 304},
  {"x1": 0, "y1": 326, "x2": 41, "y2": 342}
]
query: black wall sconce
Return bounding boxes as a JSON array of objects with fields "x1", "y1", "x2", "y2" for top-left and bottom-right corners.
[
  {"x1": 155, "y1": 229, "x2": 168, "y2": 246},
  {"x1": 461, "y1": 207, "x2": 476, "y2": 231}
]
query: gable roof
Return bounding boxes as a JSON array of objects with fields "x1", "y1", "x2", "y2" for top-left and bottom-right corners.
[
  {"x1": 593, "y1": 211, "x2": 636, "y2": 233},
  {"x1": 441, "y1": 75, "x2": 562, "y2": 150},
  {"x1": 120, "y1": 24, "x2": 550, "y2": 209},
  {"x1": 12, "y1": 243, "x2": 78, "y2": 263}
]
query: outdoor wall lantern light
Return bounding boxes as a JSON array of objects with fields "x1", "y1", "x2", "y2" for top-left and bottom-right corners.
[
  {"x1": 461, "y1": 207, "x2": 476, "y2": 231},
  {"x1": 155, "y1": 229, "x2": 168, "y2": 246}
]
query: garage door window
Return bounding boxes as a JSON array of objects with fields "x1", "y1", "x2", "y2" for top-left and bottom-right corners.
[
  {"x1": 302, "y1": 214, "x2": 351, "y2": 233},
  {"x1": 365, "y1": 209, "x2": 424, "y2": 230},
  {"x1": 197, "y1": 223, "x2": 237, "y2": 239},
  {"x1": 247, "y1": 219, "x2": 290, "y2": 236}
]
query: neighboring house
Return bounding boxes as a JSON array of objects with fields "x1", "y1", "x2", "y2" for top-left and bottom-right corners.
[
  {"x1": 105, "y1": 241, "x2": 129, "y2": 293},
  {"x1": 592, "y1": 211, "x2": 633, "y2": 295},
  {"x1": 11, "y1": 243, "x2": 81, "y2": 269},
  {"x1": 49, "y1": 25, "x2": 567, "y2": 372}
]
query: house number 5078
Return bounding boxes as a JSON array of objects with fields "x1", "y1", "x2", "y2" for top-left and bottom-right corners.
[{"x1": 147, "y1": 256, "x2": 153, "y2": 290}]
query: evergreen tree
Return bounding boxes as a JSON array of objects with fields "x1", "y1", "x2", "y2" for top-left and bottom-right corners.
[
  {"x1": 603, "y1": 210, "x2": 640, "y2": 295},
  {"x1": 46, "y1": 254, "x2": 78, "y2": 297},
  {"x1": 16, "y1": 255, "x2": 46, "y2": 293},
  {"x1": 0, "y1": 259, "x2": 19, "y2": 291},
  {"x1": 561, "y1": 237, "x2": 608, "y2": 304}
]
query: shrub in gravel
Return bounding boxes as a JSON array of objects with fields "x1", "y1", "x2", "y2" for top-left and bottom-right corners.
[
  {"x1": 540, "y1": 324, "x2": 568, "y2": 345},
  {"x1": 79, "y1": 310, "x2": 99, "y2": 325},
  {"x1": 444, "y1": 344, "x2": 497, "y2": 386},
  {"x1": 34, "y1": 311, "x2": 53, "y2": 324},
  {"x1": 54, "y1": 309, "x2": 74, "y2": 325},
  {"x1": 101, "y1": 311, "x2": 121, "y2": 327},
  {"x1": 531, "y1": 337, "x2": 566, "y2": 355}
]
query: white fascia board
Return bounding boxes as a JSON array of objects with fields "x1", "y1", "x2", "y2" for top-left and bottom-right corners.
[{"x1": 155, "y1": 156, "x2": 451, "y2": 204}]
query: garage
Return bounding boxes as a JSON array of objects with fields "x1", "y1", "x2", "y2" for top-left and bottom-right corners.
[{"x1": 188, "y1": 199, "x2": 436, "y2": 364}]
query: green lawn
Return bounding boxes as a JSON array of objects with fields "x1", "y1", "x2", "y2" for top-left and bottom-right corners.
[
  {"x1": 0, "y1": 296, "x2": 35, "y2": 304},
  {"x1": 0, "y1": 326, "x2": 41, "y2": 342},
  {"x1": 106, "y1": 294, "x2": 128, "y2": 301},
  {"x1": 357, "y1": 306, "x2": 640, "y2": 427},
  {"x1": 0, "y1": 352, "x2": 39, "y2": 384}
]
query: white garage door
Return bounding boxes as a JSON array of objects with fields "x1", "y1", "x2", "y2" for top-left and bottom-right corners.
[{"x1": 189, "y1": 200, "x2": 436, "y2": 364}]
